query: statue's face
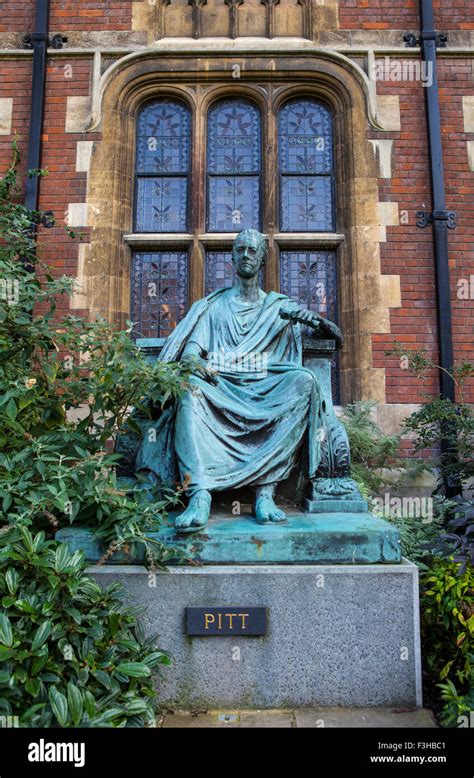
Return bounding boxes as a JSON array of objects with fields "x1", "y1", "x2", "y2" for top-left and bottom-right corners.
[{"x1": 232, "y1": 232, "x2": 265, "y2": 279}]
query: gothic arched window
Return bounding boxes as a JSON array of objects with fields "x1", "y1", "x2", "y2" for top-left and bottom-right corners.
[{"x1": 130, "y1": 92, "x2": 339, "y2": 401}]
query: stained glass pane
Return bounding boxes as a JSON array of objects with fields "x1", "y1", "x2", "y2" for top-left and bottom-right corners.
[
  {"x1": 279, "y1": 98, "x2": 334, "y2": 233},
  {"x1": 136, "y1": 99, "x2": 190, "y2": 174},
  {"x1": 207, "y1": 98, "x2": 261, "y2": 232},
  {"x1": 280, "y1": 176, "x2": 333, "y2": 231},
  {"x1": 207, "y1": 99, "x2": 261, "y2": 174},
  {"x1": 205, "y1": 251, "x2": 263, "y2": 295},
  {"x1": 135, "y1": 177, "x2": 188, "y2": 232},
  {"x1": 208, "y1": 177, "x2": 260, "y2": 232},
  {"x1": 280, "y1": 250, "x2": 339, "y2": 401},
  {"x1": 131, "y1": 252, "x2": 188, "y2": 338},
  {"x1": 279, "y1": 99, "x2": 333, "y2": 174}
]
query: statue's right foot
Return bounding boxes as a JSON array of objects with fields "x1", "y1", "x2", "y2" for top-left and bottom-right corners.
[{"x1": 174, "y1": 490, "x2": 211, "y2": 534}]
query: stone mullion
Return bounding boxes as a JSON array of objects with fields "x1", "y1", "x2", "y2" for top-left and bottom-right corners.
[
  {"x1": 264, "y1": 90, "x2": 278, "y2": 292},
  {"x1": 155, "y1": 0, "x2": 171, "y2": 40},
  {"x1": 224, "y1": 0, "x2": 244, "y2": 40},
  {"x1": 260, "y1": 0, "x2": 280, "y2": 40},
  {"x1": 191, "y1": 87, "x2": 206, "y2": 302},
  {"x1": 297, "y1": 0, "x2": 312, "y2": 41},
  {"x1": 188, "y1": 0, "x2": 207, "y2": 40}
]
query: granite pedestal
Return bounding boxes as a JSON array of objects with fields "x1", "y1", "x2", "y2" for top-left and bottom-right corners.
[{"x1": 87, "y1": 561, "x2": 422, "y2": 709}]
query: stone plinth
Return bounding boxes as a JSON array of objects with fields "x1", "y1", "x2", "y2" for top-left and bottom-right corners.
[
  {"x1": 57, "y1": 510, "x2": 401, "y2": 565},
  {"x1": 88, "y1": 562, "x2": 422, "y2": 709}
]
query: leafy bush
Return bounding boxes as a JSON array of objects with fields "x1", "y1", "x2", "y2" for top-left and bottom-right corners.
[
  {"x1": 420, "y1": 557, "x2": 473, "y2": 725},
  {"x1": 340, "y1": 400, "x2": 425, "y2": 498},
  {"x1": 0, "y1": 147, "x2": 190, "y2": 565},
  {"x1": 0, "y1": 147, "x2": 185, "y2": 726},
  {"x1": 0, "y1": 525, "x2": 170, "y2": 727}
]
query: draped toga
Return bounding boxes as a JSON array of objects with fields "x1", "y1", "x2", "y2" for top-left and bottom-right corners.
[{"x1": 135, "y1": 287, "x2": 323, "y2": 495}]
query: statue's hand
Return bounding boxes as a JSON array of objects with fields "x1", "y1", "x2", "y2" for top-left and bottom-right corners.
[
  {"x1": 280, "y1": 302, "x2": 320, "y2": 330},
  {"x1": 182, "y1": 356, "x2": 219, "y2": 386},
  {"x1": 280, "y1": 303, "x2": 343, "y2": 350}
]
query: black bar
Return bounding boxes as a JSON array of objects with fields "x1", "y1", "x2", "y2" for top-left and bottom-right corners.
[
  {"x1": 24, "y1": 0, "x2": 50, "y2": 240},
  {"x1": 419, "y1": 0, "x2": 460, "y2": 496}
]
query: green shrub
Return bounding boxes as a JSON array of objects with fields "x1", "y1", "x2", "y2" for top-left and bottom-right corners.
[
  {"x1": 420, "y1": 557, "x2": 473, "y2": 725},
  {"x1": 0, "y1": 147, "x2": 190, "y2": 565},
  {"x1": 0, "y1": 524, "x2": 170, "y2": 727},
  {"x1": 340, "y1": 400, "x2": 426, "y2": 498}
]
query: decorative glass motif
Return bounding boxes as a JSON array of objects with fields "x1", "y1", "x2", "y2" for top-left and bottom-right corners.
[
  {"x1": 135, "y1": 99, "x2": 190, "y2": 232},
  {"x1": 131, "y1": 252, "x2": 188, "y2": 339},
  {"x1": 207, "y1": 99, "x2": 261, "y2": 232},
  {"x1": 208, "y1": 177, "x2": 259, "y2": 232},
  {"x1": 278, "y1": 98, "x2": 334, "y2": 232},
  {"x1": 205, "y1": 251, "x2": 263, "y2": 294},
  {"x1": 135, "y1": 177, "x2": 187, "y2": 233},
  {"x1": 280, "y1": 176, "x2": 333, "y2": 231},
  {"x1": 136, "y1": 99, "x2": 190, "y2": 174},
  {"x1": 280, "y1": 250, "x2": 339, "y2": 401}
]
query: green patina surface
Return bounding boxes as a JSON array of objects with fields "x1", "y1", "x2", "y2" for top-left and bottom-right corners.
[{"x1": 56, "y1": 510, "x2": 401, "y2": 565}]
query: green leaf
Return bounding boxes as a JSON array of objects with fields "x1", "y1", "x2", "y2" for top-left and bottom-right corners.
[
  {"x1": 115, "y1": 662, "x2": 151, "y2": 678},
  {"x1": 67, "y1": 682, "x2": 83, "y2": 726},
  {"x1": 25, "y1": 678, "x2": 41, "y2": 697},
  {"x1": 5, "y1": 398, "x2": 17, "y2": 421},
  {"x1": 49, "y1": 686, "x2": 69, "y2": 727},
  {"x1": 143, "y1": 651, "x2": 171, "y2": 667},
  {"x1": 0, "y1": 613, "x2": 13, "y2": 647},
  {"x1": 54, "y1": 544, "x2": 70, "y2": 572},
  {"x1": 31, "y1": 621, "x2": 52, "y2": 652},
  {"x1": 5, "y1": 568, "x2": 19, "y2": 595}
]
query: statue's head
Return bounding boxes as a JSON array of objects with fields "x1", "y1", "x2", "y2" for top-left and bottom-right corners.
[{"x1": 231, "y1": 229, "x2": 267, "y2": 280}]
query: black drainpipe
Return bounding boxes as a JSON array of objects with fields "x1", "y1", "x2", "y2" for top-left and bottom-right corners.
[
  {"x1": 24, "y1": 0, "x2": 50, "y2": 230},
  {"x1": 22, "y1": 0, "x2": 65, "y2": 266},
  {"x1": 406, "y1": 1, "x2": 460, "y2": 497}
]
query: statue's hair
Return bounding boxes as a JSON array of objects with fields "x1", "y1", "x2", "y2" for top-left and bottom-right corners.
[{"x1": 232, "y1": 229, "x2": 268, "y2": 266}]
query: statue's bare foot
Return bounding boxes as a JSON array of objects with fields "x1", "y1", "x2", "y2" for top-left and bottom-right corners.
[
  {"x1": 175, "y1": 490, "x2": 211, "y2": 534},
  {"x1": 254, "y1": 486, "x2": 287, "y2": 525}
]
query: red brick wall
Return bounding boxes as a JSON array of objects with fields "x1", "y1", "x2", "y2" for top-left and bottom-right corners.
[
  {"x1": 49, "y1": 1, "x2": 132, "y2": 31},
  {"x1": 339, "y1": 0, "x2": 473, "y2": 31},
  {"x1": 339, "y1": 0, "x2": 419, "y2": 30},
  {"x1": 0, "y1": 1, "x2": 36, "y2": 33},
  {"x1": 0, "y1": 60, "x2": 32, "y2": 180}
]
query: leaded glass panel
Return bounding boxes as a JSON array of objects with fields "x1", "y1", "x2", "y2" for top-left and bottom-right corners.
[
  {"x1": 135, "y1": 99, "x2": 190, "y2": 233},
  {"x1": 278, "y1": 98, "x2": 334, "y2": 233},
  {"x1": 280, "y1": 250, "x2": 340, "y2": 401},
  {"x1": 280, "y1": 176, "x2": 333, "y2": 231},
  {"x1": 131, "y1": 252, "x2": 188, "y2": 338},
  {"x1": 136, "y1": 99, "x2": 190, "y2": 174},
  {"x1": 207, "y1": 99, "x2": 261, "y2": 232}
]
